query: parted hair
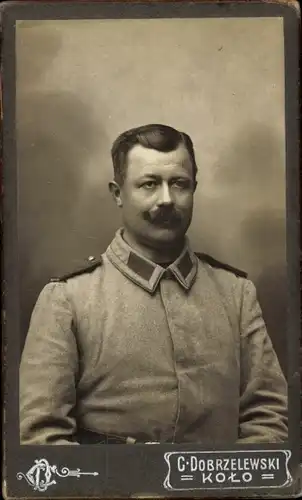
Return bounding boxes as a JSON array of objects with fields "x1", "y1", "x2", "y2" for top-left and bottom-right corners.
[{"x1": 111, "y1": 124, "x2": 198, "y2": 185}]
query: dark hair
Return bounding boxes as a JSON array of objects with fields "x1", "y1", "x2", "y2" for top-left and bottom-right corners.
[{"x1": 111, "y1": 124, "x2": 198, "y2": 185}]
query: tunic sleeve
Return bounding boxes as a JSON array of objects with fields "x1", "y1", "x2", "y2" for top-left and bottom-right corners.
[
  {"x1": 238, "y1": 279, "x2": 288, "y2": 443},
  {"x1": 20, "y1": 282, "x2": 79, "y2": 445}
]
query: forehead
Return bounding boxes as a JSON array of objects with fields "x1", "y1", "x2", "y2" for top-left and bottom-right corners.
[{"x1": 126, "y1": 143, "x2": 194, "y2": 178}]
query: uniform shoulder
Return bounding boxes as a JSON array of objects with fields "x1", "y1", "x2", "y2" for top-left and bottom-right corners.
[
  {"x1": 195, "y1": 252, "x2": 248, "y2": 279},
  {"x1": 50, "y1": 256, "x2": 103, "y2": 283}
]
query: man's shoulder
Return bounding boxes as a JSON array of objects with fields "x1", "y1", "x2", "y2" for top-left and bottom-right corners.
[
  {"x1": 49, "y1": 256, "x2": 103, "y2": 283},
  {"x1": 195, "y1": 252, "x2": 248, "y2": 279}
]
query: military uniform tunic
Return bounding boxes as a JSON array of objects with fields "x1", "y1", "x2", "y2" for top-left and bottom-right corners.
[{"x1": 20, "y1": 229, "x2": 288, "y2": 445}]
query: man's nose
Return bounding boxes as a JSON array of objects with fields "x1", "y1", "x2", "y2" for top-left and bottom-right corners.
[{"x1": 157, "y1": 183, "x2": 173, "y2": 206}]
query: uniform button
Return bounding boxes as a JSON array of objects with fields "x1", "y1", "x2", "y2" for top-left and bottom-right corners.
[{"x1": 88, "y1": 256, "x2": 95, "y2": 262}]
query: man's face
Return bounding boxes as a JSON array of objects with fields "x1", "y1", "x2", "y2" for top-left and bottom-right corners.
[{"x1": 116, "y1": 143, "x2": 196, "y2": 249}]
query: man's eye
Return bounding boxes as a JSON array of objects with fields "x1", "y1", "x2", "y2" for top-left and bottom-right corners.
[
  {"x1": 172, "y1": 180, "x2": 189, "y2": 189},
  {"x1": 141, "y1": 181, "x2": 157, "y2": 189}
]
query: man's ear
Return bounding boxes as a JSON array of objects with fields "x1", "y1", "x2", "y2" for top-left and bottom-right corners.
[{"x1": 109, "y1": 181, "x2": 123, "y2": 207}]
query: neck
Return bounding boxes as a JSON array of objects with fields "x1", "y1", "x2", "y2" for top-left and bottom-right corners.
[{"x1": 122, "y1": 229, "x2": 185, "y2": 264}]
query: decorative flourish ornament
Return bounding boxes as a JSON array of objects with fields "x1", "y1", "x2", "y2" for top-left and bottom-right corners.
[{"x1": 17, "y1": 458, "x2": 99, "y2": 492}]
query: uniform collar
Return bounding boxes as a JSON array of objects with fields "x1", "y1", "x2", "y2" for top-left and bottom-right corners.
[{"x1": 106, "y1": 228, "x2": 198, "y2": 294}]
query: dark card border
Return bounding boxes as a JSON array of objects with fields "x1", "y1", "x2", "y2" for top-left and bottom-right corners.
[{"x1": 1, "y1": 1, "x2": 300, "y2": 498}]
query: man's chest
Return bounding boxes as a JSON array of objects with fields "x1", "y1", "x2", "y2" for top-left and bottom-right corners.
[{"x1": 72, "y1": 270, "x2": 241, "y2": 384}]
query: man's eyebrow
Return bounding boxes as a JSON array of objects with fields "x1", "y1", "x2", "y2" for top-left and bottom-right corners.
[
  {"x1": 138, "y1": 174, "x2": 161, "y2": 181},
  {"x1": 170, "y1": 175, "x2": 191, "y2": 180},
  {"x1": 138, "y1": 174, "x2": 191, "y2": 181}
]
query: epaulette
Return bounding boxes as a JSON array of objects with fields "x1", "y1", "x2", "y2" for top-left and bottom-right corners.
[
  {"x1": 195, "y1": 252, "x2": 248, "y2": 279},
  {"x1": 50, "y1": 256, "x2": 103, "y2": 283}
]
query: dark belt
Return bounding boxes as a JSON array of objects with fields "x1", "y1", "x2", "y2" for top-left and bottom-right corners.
[{"x1": 77, "y1": 428, "x2": 137, "y2": 444}]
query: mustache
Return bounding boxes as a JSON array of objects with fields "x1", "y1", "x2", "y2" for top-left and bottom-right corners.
[{"x1": 143, "y1": 207, "x2": 182, "y2": 226}]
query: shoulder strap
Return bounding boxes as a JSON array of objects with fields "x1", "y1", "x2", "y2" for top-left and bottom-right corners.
[
  {"x1": 195, "y1": 252, "x2": 247, "y2": 279},
  {"x1": 50, "y1": 256, "x2": 103, "y2": 283}
]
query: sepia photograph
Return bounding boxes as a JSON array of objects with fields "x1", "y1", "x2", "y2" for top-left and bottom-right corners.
[
  {"x1": 17, "y1": 15, "x2": 288, "y2": 446},
  {"x1": 2, "y1": 1, "x2": 300, "y2": 498}
]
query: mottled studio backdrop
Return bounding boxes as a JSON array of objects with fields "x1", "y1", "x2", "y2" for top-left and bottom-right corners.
[{"x1": 16, "y1": 18, "x2": 287, "y2": 372}]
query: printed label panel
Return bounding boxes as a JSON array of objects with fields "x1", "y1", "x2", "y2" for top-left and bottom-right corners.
[{"x1": 164, "y1": 450, "x2": 292, "y2": 491}]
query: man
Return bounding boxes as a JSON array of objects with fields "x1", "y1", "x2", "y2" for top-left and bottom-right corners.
[{"x1": 20, "y1": 123, "x2": 288, "y2": 445}]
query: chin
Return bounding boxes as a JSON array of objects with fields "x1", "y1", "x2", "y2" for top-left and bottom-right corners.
[{"x1": 146, "y1": 228, "x2": 185, "y2": 247}]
